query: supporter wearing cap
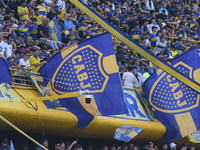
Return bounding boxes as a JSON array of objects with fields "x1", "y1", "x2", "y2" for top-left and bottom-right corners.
[
  {"x1": 63, "y1": 13, "x2": 75, "y2": 30},
  {"x1": 130, "y1": 23, "x2": 141, "y2": 43},
  {"x1": 29, "y1": 49, "x2": 47, "y2": 72},
  {"x1": 28, "y1": 18, "x2": 38, "y2": 40},
  {"x1": 17, "y1": 0, "x2": 29, "y2": 21},
  {"x1": 122, "y1": 66, "x2": 135, "y2": 88},
  {"x1": 162, "y1": 54, "x2": 168, "y2": 62},
  {"x1": 34, "y1": 8, "x2": 44, "y2": 25},
  {"x1": 18, "y1": 18, "x2": 29, "y2": 36},
  {"x1": 8, "y1": 10, "x2": 15, "y2": 18},
  {"x1": 38, "y1": 18, "x2": 58, "y2": 49}
]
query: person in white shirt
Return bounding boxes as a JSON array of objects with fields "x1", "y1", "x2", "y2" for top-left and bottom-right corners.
[
  {"x1": 132, "y1": 66, "x2": 145, "y2": 88},
  {"x1": 145, "y1": 0, "x2": 155, "y2": 11},
  {"x1": 5, "y1": 36, "x2": 14, "y2": 59},
  {"x1": 56, "y1": 0, "x2": 65, "y2": 10},
  {"x1": 0, "y1": 33, "x2": 7, "y2": 59},
  {"x1": 122, "y1": 66, "x2": 135, "y2": 88},
  {"x1": 15, "y1": 52, "x2": 34, "y2": 83},
  {"x1": 153, "y1": 36, "x2": 166, "y2": 55},
  {"x1": 44, "y1": 0, "x2": 55, "y2": 12}
]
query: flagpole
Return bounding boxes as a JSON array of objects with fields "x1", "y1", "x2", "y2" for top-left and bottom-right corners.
[{"x1": 0, "y1": 115, "x2": 48, "y2": 150}]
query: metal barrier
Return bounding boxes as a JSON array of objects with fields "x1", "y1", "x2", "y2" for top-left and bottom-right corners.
[{"x1": 9, "y1": 68, "x2": 35, "y2": 87}]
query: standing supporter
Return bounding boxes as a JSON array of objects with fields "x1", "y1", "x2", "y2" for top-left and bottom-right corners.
[
  {"x1": 28, "y1": 18, "x2": 38, "y2": 40},
  {"x1": 29, "y1": 49, "x2": 47, "y2": 72},
  {"x1": 143, "y1": 67, "x2": 150, "y2": 79},
  {"x1": 17, "y1": 0, "x2": 29, "y2": 21},
  {"x1": 18, "y1": 19, "x2": 29, "y2": 36},
  {"x1": 5, "y1": 35, "x2": 14, "y2": 58},
  {"x1": 37, "y1": 18, "x2": 58, "y2": 49},
  {"x1": 179, "y1": 144, "x2": 187, "y2": 150},
  {"x1": 36, "y1": 0, "x2": 47, "y2": 17},
  {"x1": 44, "y1": 0, "x2": 55, "y2": 12},
  {"x1": 47, "y1": 6, "x2": 57, "y2": 20},
  {"x1": 169, "y1": 44, "x2": 178, "y2": 58},
  {"x1": 130, "y1": 23, "x2": 141, "y2": 43},
  {"x1": 128, "y1": 15, "x2": 138, "y2": 34},
  {"x1": 78, "y1": 18, "x2": 87, "y2": 32},
  {"x1": 162, "y1": 143, "x2": 168, "y2": 150},
  {"x1": 122, "y1": 66, "x2": 135, "y2": 88},
  {"x1": 34, "y1": 8, "x2": 44, "y2": 25},
  {"x1": 54, "y1": 142, "x2": 60, "y2": 150},
  {"x1": 145, "y1": 0, "x2": 155, "y2": 11},
  {"x1": 150, "y1": 26, "x2": 157, "y2": 48},
  {"x1": 59, "y1": 141, "x2": 65, "y2": 150}
]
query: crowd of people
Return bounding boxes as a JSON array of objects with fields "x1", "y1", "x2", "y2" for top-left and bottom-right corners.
[
  {"x1": 0, "y1": 0, "x2": 199, "y2": 86},
  {"x1": 0, "y1": 137, "x2": 197, "y2": 150}
]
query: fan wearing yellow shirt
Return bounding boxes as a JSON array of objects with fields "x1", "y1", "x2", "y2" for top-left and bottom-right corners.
[
  {"x1": 17, "y1": 0, "x2": 29, "y2": 21},
  {"x1": 169, "y1": 44, "x2": 178, "y2": 58},
  {"x1": 34, "y1": 8, "x2": 44, "y2": 25},
  {"x1": 29, "y1": 49, "x2": 47, "y2": 72}
]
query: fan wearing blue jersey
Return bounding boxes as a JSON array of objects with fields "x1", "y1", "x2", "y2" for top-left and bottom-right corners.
[
  {"x1": 28, "y1": 18, "x2": 38, "y2": 40},
  {"x1": 150, "y1": 26, "x2": 157, "y2": 48},
  {"x1": 130, "y1": 23, "x2": 141, "y2": 43}
]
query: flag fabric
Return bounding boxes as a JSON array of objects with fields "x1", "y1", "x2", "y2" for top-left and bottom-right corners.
[
  {"x1": 0, "y1": 55, "x2": 12, "y2": 84},
  {"x1": 187, "y1": 129, "x2": 200, "y2": 143},
  {"x1": 114, "y1": 126, "x2": 143, "y2": 142},
  {"x1": 39, "y1": 33, "x2": 128, "y2": 130},
  {"x1": 142, "y1": 47, "x2": 200, "y2": 143},
  {"x1": 0, "y1": 83, "x2": 21, "y2": 102},
  {"x1": 48, "y1": 16, "x2": 62, "y2": 42}
]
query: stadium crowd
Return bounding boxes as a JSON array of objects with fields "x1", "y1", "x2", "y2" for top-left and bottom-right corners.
[
  {"x1": 0, "y1": 0, "x2": 199, "y2": 86},
  {"x1": 0, "y1": 137, "x2": 197, "y2": 150}
]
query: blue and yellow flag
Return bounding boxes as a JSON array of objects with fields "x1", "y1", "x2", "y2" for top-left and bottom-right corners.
[
  {"x1": 142, "y1": 47, "x2": 200, "y2": 143},
  {"x1": 188, "y1": 129, "x2": 200, "y2": 143},
  {"x1": 39, "y1": 33, "x2": 128, "y2": 130},
  {"x1": 0, "y1": 83, "x2": 21, "y2": 102},
  {"x1": 114, "y1": 126, "x2": 143, "y2": 142},
  {"x1": 0, "y1": 55, "x2": 12, "y2": 84},
  {"x1": 48, "y1": 16, "x2": 62, "y2": 42}
]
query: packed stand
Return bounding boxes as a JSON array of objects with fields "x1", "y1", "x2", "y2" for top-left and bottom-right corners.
[
  {"x1": 0, "y1": 0, "x2": 200, "y2": 86},
  {"x1": 0, "y1": 137, "x2": 197, "y2": 150}
]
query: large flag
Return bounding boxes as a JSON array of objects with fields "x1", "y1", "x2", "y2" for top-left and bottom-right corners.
[
  {"x1": 0, "y1": 55, "x2": 12, "y2": 84},
  {"x1": 39, "y1": 33, "x2": 128, "y2": 130},
  {"x1": 114, "y1": 126, "x2": 143, "y2": 142},
  {"x1": 48, "y1": 16, "x2": 62, "y2": 42},
  {"x1": 142, "y1": 47, "x2": 200, "y2": 143}
]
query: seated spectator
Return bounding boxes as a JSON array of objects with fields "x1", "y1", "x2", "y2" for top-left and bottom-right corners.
[
  {"x1": 0, "y1": 33, "x2": 7, "y2": 59},
  {"x1": 34, "y1": 8, "x2": 44, "y2": 25},
  {"x1": 18, "y1": 19, "x2": 29, "y2": 36},
  {"x1": 40, "y1": 46, "x2": 50, "y2": 60},
  {"x1": 29, "y1": 49, "x2": 47, "y2": 72},
  {"x1": 37, "y1": 18, "x2": 58, "y2": 49},
  {"x1": 5, "y1": 35, "x2": 14, "y2": 58},
  {"x1": 64, "y1": 13, "x2": 75, "y2": 30}
]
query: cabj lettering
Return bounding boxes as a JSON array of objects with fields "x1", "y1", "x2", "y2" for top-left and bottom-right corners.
[
  {"x1": 167, "y1": 75, "x2": 187, "y2": 107},
  {"x1": 72, "y1": 55, "x2": 91, "y2": 88}
]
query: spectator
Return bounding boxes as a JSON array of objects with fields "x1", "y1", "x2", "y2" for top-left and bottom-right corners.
[
  {"x1": 17, "y1": 0, "x2": 29, "y2": 21},
  {"x1": 122, "y1": 66, "x2": 135, "y2": 88},
  {"x1": 29, "y1": 49, "x2": 47, "y2": 72},
  {"x1": 37, "y1": 139, "x2": 48, "y2": 150},
  {"x1": 64, "y1": 13, "x2": 75, "y2": 30},
  {"x1": 37, "y1": 18, "x2": 58, "y2": 49},
  {"x1": 132, "y1": 66, "x2": 145, "y2": 88}
]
